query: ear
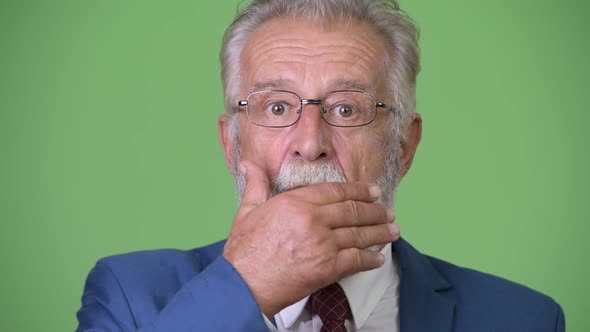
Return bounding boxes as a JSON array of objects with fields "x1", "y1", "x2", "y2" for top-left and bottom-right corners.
[
  {"x1": 218, "y1": 114, "x2": 236, "y2": 175},
  {"x1": 399, "y1": 113, "x2": 422, "y2": 179}
]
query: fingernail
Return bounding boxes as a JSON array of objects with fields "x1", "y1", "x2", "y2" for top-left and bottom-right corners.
[
  {"x1": 377, "y1": 253, "x2": 385, "y2": 265},
  {"x1": 239, "y1": 163, "x2": 247, "y2": 176},
  {"x1": 369, "y1": 184, "x2": 381, "y2": 199},
  {"x1": 388, "y1": 223, "x2": 400, "y2": 236},
  {"x1": 386, "y1": 209, "x2": 395, "y2": 221}
]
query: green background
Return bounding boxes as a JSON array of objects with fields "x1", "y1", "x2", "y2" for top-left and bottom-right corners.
[{"x1": 1, "y1": 0, "x2": 588, "y2": 331}]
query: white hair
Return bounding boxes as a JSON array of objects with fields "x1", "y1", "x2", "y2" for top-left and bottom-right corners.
[{"x1": 220, "y1": 0, "x2": 421, "y2": 141}]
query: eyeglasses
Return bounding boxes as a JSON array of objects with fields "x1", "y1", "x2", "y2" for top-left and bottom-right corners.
[{"x1": 237, "y1": 90, "x2": 395, "y2": 128}]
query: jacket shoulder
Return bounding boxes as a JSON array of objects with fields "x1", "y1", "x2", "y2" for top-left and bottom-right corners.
[
  {"x1": 426, "y1": 255, "x2": 564, "y2": 331},
  {"x1": 78, "y1": 239, "x2": 270, "y2": 331},
  {"x1": 89, "y1": 240, "x2": 226, "y2": 315},
  {"x1": 96, "y1": 239, "x2": 225, "y2": 278}
]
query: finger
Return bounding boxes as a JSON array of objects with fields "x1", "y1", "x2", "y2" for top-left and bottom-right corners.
[
  {"x1": 322, "y1": 201, "x2": 395, "y2": 228},
  {"x1": 239, "y1": 160, "x2": 271, "y2": 210},
  {"x1": 335, "y1": 247, "x2": 386, "y2": 278},
  {"x1": 288, "y1": 182, "x2": 382, "y2": 205},
  {"x1": 334, "y1": 223, "x2": 400, "y2": 250}
]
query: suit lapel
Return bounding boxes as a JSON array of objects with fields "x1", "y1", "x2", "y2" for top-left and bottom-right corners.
[{"x1": 394, "y1": 238, "x2": 456, "y2": 332}]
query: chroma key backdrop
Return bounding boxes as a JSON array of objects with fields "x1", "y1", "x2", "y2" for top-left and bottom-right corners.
[{"x1": 1, "y1": 0, "x2": 588, "y2": 331}]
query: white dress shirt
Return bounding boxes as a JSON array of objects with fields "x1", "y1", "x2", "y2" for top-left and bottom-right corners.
[{"x1": 264, "y1": 243, "x2": 400, "y2": 331}]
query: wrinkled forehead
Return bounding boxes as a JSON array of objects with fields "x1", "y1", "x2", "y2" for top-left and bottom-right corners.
[{"x1": 240, "y1": 17, "x2": 393, "y2": 97}]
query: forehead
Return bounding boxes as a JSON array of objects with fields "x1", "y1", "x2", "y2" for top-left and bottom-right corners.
[{"x1": 240, "y1": 17, "x2": 392, "y2": 95}]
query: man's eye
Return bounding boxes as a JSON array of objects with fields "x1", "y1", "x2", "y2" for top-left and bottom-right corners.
[
  {"x1": 332, "y1": 104, "x2": 356, "y2": 118},
  {"x1": 260, "y1": 96, "x2": 298, "y2": 118},
  {"x1": 270, "y1": 103, "x2": 287, "y2": 115}
]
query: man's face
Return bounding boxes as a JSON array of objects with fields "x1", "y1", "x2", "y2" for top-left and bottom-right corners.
[{"x1": 223, "y1": 18, "x2": 403, "y2": 202}]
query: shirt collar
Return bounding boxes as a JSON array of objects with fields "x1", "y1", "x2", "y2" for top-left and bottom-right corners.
[
  {"x1": 277, "y1": 243, "x2": 397, "y2": 329},
  {"x1": 340, "y1": 243, "x2": 397, "y2": 329},
  {"x1": 278, "y1": 294, "x2": 310, "y2": 328}
]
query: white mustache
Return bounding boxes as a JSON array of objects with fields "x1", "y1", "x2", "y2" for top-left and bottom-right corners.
[{"x1": 271, "y1": 160, "x2": 347, "y2": 196}]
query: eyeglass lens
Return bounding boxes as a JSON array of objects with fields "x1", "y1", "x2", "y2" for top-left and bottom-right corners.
[{"x1": 246, "y1": 90, "x2": 377, "y2": 127}]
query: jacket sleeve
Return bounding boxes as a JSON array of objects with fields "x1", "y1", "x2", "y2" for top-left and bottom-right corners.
[{"x1": 76, "y1": 256, "x2": 270, "y2": 332}]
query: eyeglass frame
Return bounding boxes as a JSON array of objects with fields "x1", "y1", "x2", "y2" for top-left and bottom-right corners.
[{"x1": 237, "y1": 89, "x2": 396, "y2": 128}]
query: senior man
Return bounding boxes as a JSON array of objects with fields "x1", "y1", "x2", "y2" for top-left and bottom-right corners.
[{"x1": 76, "y1": 0, "x2": 564, "y2": 331}]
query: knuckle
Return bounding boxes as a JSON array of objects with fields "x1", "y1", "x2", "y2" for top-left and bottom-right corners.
[
  {"x1": 353, "y1": 249, "x2": 363, "y2": 269},
  {"x1": 348, "y1": 227, "x2": 366, "y2": 248},
  {"x1": 335, "y1": 249, "x2": 363, "y2": 279},
  {"x1": 311, "y1": 253, "x2": 336, "y2": 284},
  {"x1": 345, "y1": 200, "x2": 360, "y2": 221},
  {"x1": 297, "y1": 218, "x2": 312, "y2": 234},
  {"x1": 325, "y1": 182, "x2": 346, "y2": 201},
  {"x1": 299, "y1": 208, "x2": 316, "y2": 230}
]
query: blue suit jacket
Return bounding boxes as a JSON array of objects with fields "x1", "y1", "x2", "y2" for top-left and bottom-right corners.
[{"x1": 76, "y1": 238, "x2": 565, "y2": 331}]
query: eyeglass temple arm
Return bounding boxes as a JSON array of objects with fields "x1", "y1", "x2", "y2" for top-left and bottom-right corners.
[{"x1": 376, "y1": 101, "x2": 397, "y2": 113}]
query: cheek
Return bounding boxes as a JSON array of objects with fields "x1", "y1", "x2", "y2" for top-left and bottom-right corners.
[
  {"x1": 239, "y1": 127, "x2": 290, "y2": 177},
  {"x1": 332, "y1": 130, "x2": 386, "y2": 181}
]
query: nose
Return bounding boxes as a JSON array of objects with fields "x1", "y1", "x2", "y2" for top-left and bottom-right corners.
[{"x1": 289, "y1": 104, "x2": 333, "y2": 162}]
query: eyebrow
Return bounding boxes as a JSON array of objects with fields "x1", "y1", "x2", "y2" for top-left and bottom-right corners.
[
  {"x1": 333, "y1": 79, "x2": 375, "y2": 94},
  {"x1": 251, "y1": 79, "x2": 293, "y2": 92},
  {"x1": 250, "y1": 78, "x2": 376, "y2": 94}
]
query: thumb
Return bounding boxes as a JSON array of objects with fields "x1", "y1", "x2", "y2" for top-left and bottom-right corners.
[{"x1": 239, "y1": 159, "x2": 271, "y2": 208}]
